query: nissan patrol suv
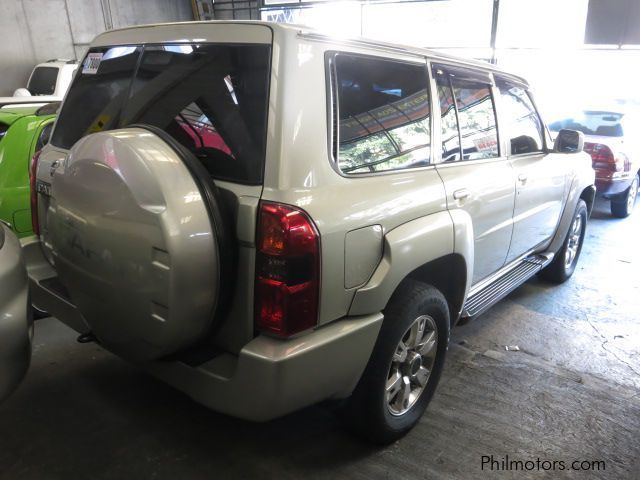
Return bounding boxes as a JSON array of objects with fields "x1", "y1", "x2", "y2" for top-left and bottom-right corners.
[{"x1": 14, "y1": 21, "x2": 595, "y2": 443}]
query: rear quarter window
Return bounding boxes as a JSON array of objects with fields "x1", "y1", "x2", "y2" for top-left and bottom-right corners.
[{"x1": 331, "y1": 53, "x2": 432, "y2": 175}]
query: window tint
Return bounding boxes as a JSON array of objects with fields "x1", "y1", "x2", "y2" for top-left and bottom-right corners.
[
  {"x1": 51, "y1": 44, "x2": 271, "y2": 185},
  {"x1": 334, "y1": 54, "x2": 431, "y2": 174},
  {"x1": 28, "y1": 67, "x2": 59, "y2": 95},
  {"x1": 452, "y1": 78, "x2": 499, "y2": 160},
  {"x1": 51, "y1": 46, "x2": 141, "y2": 149},
  {"x1": 122, "y1": 44, "x2": 270, "y2": 184},
  {"x1": 497, "y1": 81, "x2": 543, "y2": 155},
  {"x1": 435, "y1": 75, "x2": 461, "y2": 162}
]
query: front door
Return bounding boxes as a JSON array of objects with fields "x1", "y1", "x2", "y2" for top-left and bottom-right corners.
[{"x1": 495, "y1": 78, "x2": 567, "y2": 263}]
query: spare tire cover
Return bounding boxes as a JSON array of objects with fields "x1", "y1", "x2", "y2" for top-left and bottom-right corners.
[{"x1": 49, "y1": 128, "x2": 221, "y2": 360}]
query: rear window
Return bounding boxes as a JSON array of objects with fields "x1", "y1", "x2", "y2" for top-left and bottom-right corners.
[
  {"x1": 332, "y1": 54, "x2": 431, "y2": 174},
  {"x1": 549, "y1": 112, "x2": 624, "y2": 137},
  {"x1": 51, "y1": 43, "x2": 271, "y2": 185},
  {"x1": 28, "y1": 66, "x2": 59, "y2": 95}
]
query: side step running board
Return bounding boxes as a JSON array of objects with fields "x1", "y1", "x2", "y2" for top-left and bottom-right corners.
[{"x1": 461, "y1": 253, "x2": 553, "y2": 320}]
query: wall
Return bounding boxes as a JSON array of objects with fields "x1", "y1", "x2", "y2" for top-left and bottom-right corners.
[{"x1": 0, "y1": 0, "x2": 193, "y2": 95}]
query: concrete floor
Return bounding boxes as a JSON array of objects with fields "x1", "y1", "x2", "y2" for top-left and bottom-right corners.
[{"x1": 1, "y1": 197, "x2": 639, "y2": 479}]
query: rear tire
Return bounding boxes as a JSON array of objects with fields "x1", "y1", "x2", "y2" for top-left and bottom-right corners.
[
  {"x1": 539, "y1": 199, "x2": 587, "y2": 283},
  {"x1": 345, "y1": 280, "x2": 449, "y2": 444},
  {"x1": 610, "y1": 174, "x2": 638, "y2": 218}
]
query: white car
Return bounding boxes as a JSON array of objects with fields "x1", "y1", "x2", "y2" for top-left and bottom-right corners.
[{"x1": 0, "y1": 59, "x2": 78, "y2": 108}]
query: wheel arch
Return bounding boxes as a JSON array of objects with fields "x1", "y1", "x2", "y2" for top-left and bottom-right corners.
[
  {"x1": 348, "y1": 210, "x2": 472, "y2": 327},
  {"x1": 580, "y1": 184, "x2": 596, "y2": 218},
  {"x1": 406, "y1": 253, "x2": 468, "y2": 327}
]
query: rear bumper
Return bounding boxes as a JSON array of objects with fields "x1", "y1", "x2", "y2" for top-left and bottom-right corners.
[
  {"x1": 0, "y1": 226, "x2": 31, "y2": 401},
  {"x1": 595, "y1": 177, "x2": 632, "y2": 197},
  {"x1": 23, "y1": 237, "x2": 383, "y2": 421}
]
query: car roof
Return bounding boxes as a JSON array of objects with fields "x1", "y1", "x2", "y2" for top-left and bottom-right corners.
[
  {"x1": 91, "y1": 20, "x2": 529, "y2": 86},
  {"x1": 0, "y1": 103, "x2": 58, "y2": 119}
]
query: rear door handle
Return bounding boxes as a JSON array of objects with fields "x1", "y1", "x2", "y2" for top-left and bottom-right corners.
[
  {"x1": 518, "y1": 173, "x2": 528, "y2": 184},
  {"x1": 453, "y1": 188, "x2": 470, "y2": 200}
]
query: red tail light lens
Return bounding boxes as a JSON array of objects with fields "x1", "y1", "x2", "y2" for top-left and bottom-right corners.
[
  {"x1": 255, "y1": 202, "x2": 320, "y2": 337},
  {"x1": 29, "y1": 150, "x2": 42, "y2": 236},
  {"x1": 584, "y1": 142, "x2": 621, "y2": 172}
]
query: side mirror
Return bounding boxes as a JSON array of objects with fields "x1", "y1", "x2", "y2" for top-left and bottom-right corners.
[{"x1": 554, "y1": 129, "x2": 584, "y2": 153}]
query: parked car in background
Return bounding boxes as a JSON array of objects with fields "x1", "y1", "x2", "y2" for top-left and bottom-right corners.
[
  {"x1": 0, "y1": 223, "x2": 31, "y2": 402},
  {"x1": 19, "y1": 22, "x2": 594, "y2": 443},
  {"x1": 0, "y1": 59, "x2": 77, "y2": 108},
  {"x1": 0, "y1": 103, "x2": 57, "y2": 237},
  {"x1": 549, "y1": 110, "x2": 639, "y2": 217}
]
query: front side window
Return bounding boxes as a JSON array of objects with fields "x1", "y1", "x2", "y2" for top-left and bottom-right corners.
[
  {"x1": 28, "y1": 67, "x2": 59, "y2": 95},
  {"x1": 497, "y1": 80, "x2": 544, "y2": 155},
  {"x1": 333, "y1": 54, "x2": 431, "y2": 174}
]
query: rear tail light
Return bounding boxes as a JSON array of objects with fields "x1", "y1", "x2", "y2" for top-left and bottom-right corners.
[
  {"x1": 255, "y1": 201, "x2": 320, "y2": 337},
  {"x1": 29, "y1": 150, "x2": 42, "y2": 236},
  {"x1": 584, "y1": 142, "x2": 622, "y2": 172}
]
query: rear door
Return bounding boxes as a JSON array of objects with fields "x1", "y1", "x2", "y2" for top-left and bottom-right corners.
[
  {"x1": 496, "y1": 78, "x2": 567, "y2": 263},
  {"x1": 432, "y1": 65, "x2": 515, "y2": 285}
]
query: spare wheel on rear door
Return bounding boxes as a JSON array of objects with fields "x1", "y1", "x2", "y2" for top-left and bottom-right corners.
[{"x1": 48, "y1": 126, "x2": 233, "y2": 361}]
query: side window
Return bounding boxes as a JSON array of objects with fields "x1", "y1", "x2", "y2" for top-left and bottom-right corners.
[
  {"x1": 333, "y1": 54, "x2": 431, "y2": 174},
  {"x1": 452, "y1": 78, "x2": 499, "y2": 160},
  {"x1": 435, "y1": 73, "x2": 461, "y2": 162},
  {"x1": 497, "y1": 80, "x2": 544, "y2": 155}
]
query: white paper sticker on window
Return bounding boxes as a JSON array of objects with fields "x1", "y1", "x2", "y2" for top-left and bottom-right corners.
[{"x1": 82, "y1": 53, "x2": 103, "y2": 75}]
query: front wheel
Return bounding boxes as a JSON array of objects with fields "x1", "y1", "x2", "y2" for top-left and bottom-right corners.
[
  {"x1": 345, "y1": 280, "x2": 449, "y2": 444},
  {"x1": 610, "y1": 174, "x2": 638, "y2": 218},
  {"x1": 539, "y1": 199, "x2": 587, "y2": 283}
]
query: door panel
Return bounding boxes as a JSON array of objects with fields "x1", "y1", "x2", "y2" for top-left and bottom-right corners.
[
  {"x1": 495, "y1": 79, "x2": 568, "y2": 262},
  {"x1": 507, "y1": 153, "x2": 567, "y2": 262},
  {"x1": 437, "y1": 160, "x2": 515, "y2": 284}
]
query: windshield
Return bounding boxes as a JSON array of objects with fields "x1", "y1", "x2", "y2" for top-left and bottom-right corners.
[
  {"x1": 28, "y1": 67, "x2": 59, "y2": 95},
  {"x1": 549, "y1": 111, "x2": 624, "y2": 137},
  {"x1": 52, "y1": 43, "x2": 271, "y2": 185}
]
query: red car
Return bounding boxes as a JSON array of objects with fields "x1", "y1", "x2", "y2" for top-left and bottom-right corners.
[{"x1": 550, "y1": 110, "x2": 639, "y2": 218}]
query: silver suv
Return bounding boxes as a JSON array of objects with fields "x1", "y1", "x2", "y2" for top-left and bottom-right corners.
[{"x1": 20, "y1": 22, "x2": 595, "y2": 443}]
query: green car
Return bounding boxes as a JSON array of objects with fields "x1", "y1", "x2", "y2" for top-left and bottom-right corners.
[{"x1": 0, "y1": 103, "x2": 57, "y2": 238}]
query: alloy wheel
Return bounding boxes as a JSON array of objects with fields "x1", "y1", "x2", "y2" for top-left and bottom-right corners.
[
  {"x1": 386, "y1": 315, "x2": 438, "y2": 416},
  {"x1": 564, "y1": 212, "x2": 583, "y2": 269}
]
